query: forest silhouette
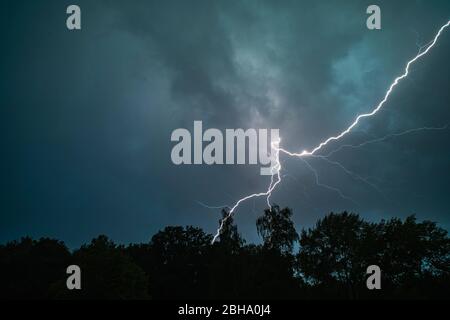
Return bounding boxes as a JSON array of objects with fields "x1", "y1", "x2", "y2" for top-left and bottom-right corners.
[{"x1": 0, "y1": 206, "x2": 449, "y2": 300}]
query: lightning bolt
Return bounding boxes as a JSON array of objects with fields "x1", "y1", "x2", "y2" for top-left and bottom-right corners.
[
  {"x1": 211, "y1": 20, "x2": 450, "y2": 244},
  {"x1": 323, "y1": 124, "x2": 449, "y2": 158},
  {"x1": 211, "y1": 138, "x2": 282, "y2": 243},
  {"x1": 309, "y1": 154, "x2": 388, "y2": 200},
  {"x1": 299, "y1": 157, "x2": 358, "y2": 206}
]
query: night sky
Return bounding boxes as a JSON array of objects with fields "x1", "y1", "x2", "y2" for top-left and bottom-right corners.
[{"x1": 1, "y1": 0, "x2": 449, "y2": 247}]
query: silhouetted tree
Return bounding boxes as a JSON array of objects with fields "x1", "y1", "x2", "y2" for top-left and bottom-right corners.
[
  {"x1": 297, "y1": 212, "x2": 450, "y2": 299},
  {"x1": 1, "y1": 209, "x2": 449, "y2": 300},
  {"x1": 208, "y1": 211, "x2": 253, "y2": 299},
  {"x1": 51, "y1": 235, "x2": 149, "y2": 299},
  {"x1": 256, "y1": 205, "x2": 299, "y2": 254},
  {"x1": 149, "y1": 226, "x2": 212, "y2": 299},
  {"x1": 297, "y1": 212, "x2": 370, "y2": 298},
  {"x1": 216, "y1": 209, "x2": 245, "y2": 253},
  {"x1": 377, "y1": 215, "x2": 450, "y2": 297},
  {"x1": 252, "y1": 205, "x2": 300, "y2": 298},
  {"x1": 0, "y1": 237, "x2": 70, "y2": 299},
  {"x1": 124, "y1": 243, "x2": 153, "y2": 285}
]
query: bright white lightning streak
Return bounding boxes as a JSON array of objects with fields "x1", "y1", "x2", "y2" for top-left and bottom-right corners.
[
  {"x1": 280, "y1": 20, "x2": 450, "y2": 157},
  {"x1": 211, "y1": 139, "x2": 282, "y2": 243},
  {"x1": 211, "y1": 21, "x2": 450, "y2": 244}
]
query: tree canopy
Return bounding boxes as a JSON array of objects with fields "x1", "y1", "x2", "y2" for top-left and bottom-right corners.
[{"x1": 0, "y1": 208, "x2": 448, "y2": 299}]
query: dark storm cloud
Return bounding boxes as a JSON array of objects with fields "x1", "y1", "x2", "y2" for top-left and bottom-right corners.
[{"x1": 1, "y1": 0, "x2": 449, "y2": 246}]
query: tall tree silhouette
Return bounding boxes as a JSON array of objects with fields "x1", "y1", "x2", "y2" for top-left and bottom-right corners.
[
  {"x1": 256, "y1": 205, "x2": 299, "y2": 254},
  {"x1": 209, "y1": 210, "x2": 252, "y2": 298},
  {"x1": 297, "y1": 212, "x2": 370, "y2": 298},
  {"x1": 217, "y1": 209, "x2": 244, "y2": 253},
  {"x1": 253, "y1": 205, "x2": 301, "y2": 298}
]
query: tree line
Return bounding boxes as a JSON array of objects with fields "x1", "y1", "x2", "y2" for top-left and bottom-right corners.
[{"x1": 0, "y1": 206, "x2": 449, "y2": 299}]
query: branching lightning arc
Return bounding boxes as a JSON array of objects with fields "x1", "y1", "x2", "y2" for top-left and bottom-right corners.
[{"x1": 211, "y1": 21, "x2": 450, "y2": 244}]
